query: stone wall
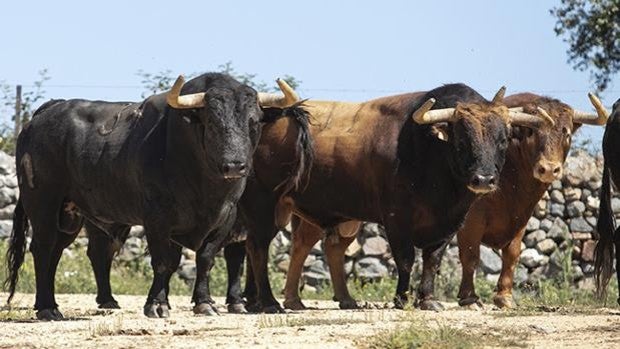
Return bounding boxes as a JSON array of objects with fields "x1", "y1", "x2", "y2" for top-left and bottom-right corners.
[{"x1": 0, "y1": 150, "x2": 615, "y2": 290}]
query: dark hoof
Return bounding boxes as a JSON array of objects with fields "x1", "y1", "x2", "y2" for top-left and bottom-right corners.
[
  {"x1": 193, "y1": 303, "x2": 219, "y2": 316},
  {"x1": 263, "y1": 304, "x2": 285, "y2": 314},
  {"x1": 493, "y1": 294, "x2": 513, "y2": 309},
  {"x1": 417, "y1": 299, "x2": 444, "y2": 312},
  {"x1": 338, "y1": 298, "x2": 361, "y2": 310},
  {"x1": 458, "y1": 297, "x2": 481, "y2": 307},
  {"x1": 462, "y1": 301, "x2": 484, "y2": 311},
  {"x1": 98, "y1": 300, "x2": 121, "y2": 309},
  {"x1": 393, "y1": 296, "x2": 408, "y2": 310},
  {"x1": 245, "y1": 301, "x2": 261, "y2": 313},
  {"x1": 227, "y1": 303, "x2": 248, "y2": 314},
  {"x1": 36, "y1": 308, "x2": 64, "y2": 321},
  {"x1": 144, "y1": 303, "x2": 170, "y2": 318},
  {"x1": 283, "y1": 298, "x2": 307, "y2": 311}
]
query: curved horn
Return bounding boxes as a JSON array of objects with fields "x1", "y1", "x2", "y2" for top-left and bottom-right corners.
[
  {"x1": 258, "y1": 78, "x2": 300, "y2": 108},
  {"x1": 492, "y1": 86, "x2": 507, "y2": 104},
  {"x1": 508, "y1": 107, "x2": 553, "y2": 127},
  {"x1": 573, "y1": 92, "x2": 609, "y2": 125},
  {"x1": 166, "y1": 75, "x2": 206, "y2": 109},
  {"x1": 411, "y1": 98, "x2": 456, "y2": 124},
  {"x1": 536, "y1": 106, "x2": 556, "y2": 126}
]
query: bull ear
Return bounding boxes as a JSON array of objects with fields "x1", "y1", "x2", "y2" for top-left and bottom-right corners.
[{"x1": 430, "y1": 124, "x2": 449, "y2": 142}]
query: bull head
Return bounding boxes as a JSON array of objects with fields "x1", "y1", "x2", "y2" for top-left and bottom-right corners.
[
  {"x1": 166, "y1": 75, "x2": 301, "y2": 110},
  {"x1": 573, "y1": 93, "x2": 609, "y2": 125},
  {"x1": 411, "y1": 86, "x2": 553, "y2": 128}
]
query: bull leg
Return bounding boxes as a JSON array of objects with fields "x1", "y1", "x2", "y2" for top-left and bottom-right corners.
[
  {"x1": 143, "y1": 232, "x2": 181, "y2": 318},
  {"x1": 385, "y1": 229, "x2": 415, "y2": 309},
  {"x1": 325, "y1": 233, "x2": 358, "y2": 309},
  {"x1": 246, "y1": 229, "x2": 282, "y2": 313},
  {"x1": 416, "y1": 241, "x2": 449, "y2": 311},
  {"x1": 493, "y1": 228, "x2": 526, "y2": 309},
  {"x1": 243, "y1": 253, "x2": 256, "y2": 306},
  {"x1": 283, "y1": 220, "x2": 322, "y2": 310},
  {"x1": 191, "y1": 229, "x2": 231, "y2": 316},
  {"x1": 86, "y1": 223, "x2": 130, "y2": 309},
  {"x1": 224, "y1": 241, "x2": 247, "y2": 313},
  {"x1": 457, "y1": 232, "x2": 483, "y2": 307},
  {"x1": 615, "y1": 229, "x2": 620, "y2": 306}
]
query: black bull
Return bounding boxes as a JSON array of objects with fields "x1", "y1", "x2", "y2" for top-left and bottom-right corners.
[{"x1": 3, "y1": 72, "x2": 312, "y2": 320}]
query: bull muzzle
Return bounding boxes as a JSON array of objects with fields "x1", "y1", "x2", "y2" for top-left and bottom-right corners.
[
  {"x1": 467, "y1": 174, "x2": 497, "y2": 194},
  {"x1": 533, "y1": 159, "x2": 563, "y2": 183},
  {"x1": 221, "y1": 161, "x2": 248, "y2": 180}
]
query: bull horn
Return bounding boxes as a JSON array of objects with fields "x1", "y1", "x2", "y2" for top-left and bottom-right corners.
[
  {"x1": 412, "y1": 98, "x2": 456, "y2": 124},
  {"x1": 167, "y1": 75, "x2": 206, "y2": 109},
  {"x1": 536, "y1": 107, "x2": 556, "y2": 126},
  {"x1": 258, "y1": 78, "x2": 300, "y2": 108},
  {"x1": 573, "y1": 92, "x2": 609, "y2": 125},
  {"x1": 492, "y1": 86, "x2": 506, "y2": 104},
  {"x1": 508, "y1": 107, "x2": 554, "y2": 127}
]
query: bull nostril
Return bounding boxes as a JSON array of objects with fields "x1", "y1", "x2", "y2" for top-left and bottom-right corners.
[
  {"x1": 538, "y1": 166, "x2": 546, "y2": 175},
  {"x1": 488, "y1": 176, "x2": 496, "y2": 186},
  {"x1": 471, "y1": 176, "x2": 481, "y2": 186},
  {"x1": 553, "y1": 167, "x2": 561, "y2": 175}
]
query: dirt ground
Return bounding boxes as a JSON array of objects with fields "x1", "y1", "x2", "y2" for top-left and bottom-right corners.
[{"x1": 0, "y1": 293, "x2": 618, "y2": 349}]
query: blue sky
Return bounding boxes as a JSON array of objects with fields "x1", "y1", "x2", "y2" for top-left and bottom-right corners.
[{"x1": 1, "y1": 0, "x2": 618, "y2": 145}]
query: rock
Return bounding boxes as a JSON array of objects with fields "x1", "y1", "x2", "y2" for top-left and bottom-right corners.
[
  {"x1": 566, "y1": 201, "x2": 586, "y2": 217},
  {"x1": 549, "y1": 203, "x2": 565, "y2": 217},
  {"x1": 572, "y1": 245, "x2": 582, "y2": 259},
  {"x1": 581, "y1": 262, "x2": 594, "y2": 275},
  {"x1": 549, "y1": 249, "x2": 564, "y2": 269},
  {"x1": 0, "y1": 204, "x2": 15, "y2": 220},
  {"x1": 536, "y1": 239, "x2": 557, "y2": 255},
  {"x1": 571, "y1": 232, "x2": 592, "y2": 240},
  {"x1": 550, "y1": 190, "x2": 565, "y2": 204},
  {"x1": 586, "y1": 196, "x2": 600, "y2": 211},
  {"x1": 362, "y1": 223, "x2": 383, "y2": 237},
  {"x1": 524, "y1": 230, "x2": 546, "y2": 248},
  {"x1": 586, "y1": 216, "x2": 597, "y2": 227},
  {"x1": 345, "y1": 238, "x2": 362, "y2": 257},
  {"x1": 514, "y1": 265, "x2": 528, "y2": 284},
  {"x1": 304, "y1": 260, "x2": 330, "y2": 286},
  {"x1": 479, "y1": 245, "x2": 502, "y2": 274},
  {"x1": 355, "y1": 257, "x2": 389, "y2": 279},
  {"x1": 0, "y1": 220, "x2": 12, "y2": 238},
  {"x1": 311, "y1": 240, "x2": 323, "y2": 255},
  {"x1": 178, "y1": 261, "x2": 197, "y2": 280},
  {"x1": 581, "y1": 188, "x2": 592, "y2": 201},
  {"x1": 563, "y1": 187, "x2": 581, "y2": 202},
  {"x1": 362, "y1": 236, "x2": 389, "y2": 256},
  {"x1": 570, "y1": 217, "x2": 593, "y2": 233},
  {"x1": 0, "y1": 187, "x2": 14, "y2": 207},
  {"x1": 572, "y1": 265, "x2": 584, "y2": 281},
  {"x1": 611, "y1": 198, "x2": 620, "y2": 214},
  {"x1": 520, "y1": 248, "x2": 544, "y2": 268},
  {"x1": 534, "y1": 200, "x2": 548, "y2": 219},
  {"x1": 547, "y1": 218, "x2": 569, "y2": 241},
  {"x1": 526, "y1": 217, "x2": 540, "y2": 231},
  {"x1": 183, "y1": 249, "x2": 196, "y2": 260},
  {"x1": 587, "y1": 180, "x2": 602, "y2": 191},
  {"x1": 581, "y1": 240, "x2": 596, "y2": 262},
  {"x1": 277, "y1": 257, "x2": 290, "y2": 273},
  {"x1": 2, "y1": 175, "x2": 18, "y2": 188},
  {"x1": 344, "y1": 259, "x2": 354, "y2": 275},
  {"x1": 563, "y1": 150, "x2": 600, "y2": 186},
  {"x1": 485, "y1": 273, "x2": 499, "y2": 283},
  {"x1": 130, "y1": 226, "x2": 144, "y2": 237},
  {"x1": 539, "y1": 218, "x2": 553, "y2": 232},
  {"x1": 551, "y1": 180, "x2": 562, "y2": 190},
  {"x1": 303, "y1": 254, "x2": 316, "y2": 267},
  {"x1": 542, "y1": 191, "x2": 550, "y2": 200},
  {"x1": 0, "y1": 152, "x2": 15, "y2": 175}
]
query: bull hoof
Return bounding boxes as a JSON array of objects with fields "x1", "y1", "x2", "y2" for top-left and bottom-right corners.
[
  {"x1": 193, "y1": 303, "x2": 219, "y2": 316},
  {"x1": 144, "y1": 303, "x2": 170, "y2": 318},
  {"x1": 36, "y1": 308, "x2": 64, "y2": 321},
  {"x1": 493, "y1": 294, "x2": 513, "y2": 309},
  {"x1": 458, "y1": 297, "x2": 481, "y2": 307},
  {"x1": 98, "y1": 300, "x2": 121, "y2": 309},
  {"x1": 338, "y1": 298, "x2": 360, "y2": 310},
  {"x1": 263, "y1": 304, "x2": 285, "y2": 314},
  {"x1": 283, "y1": 298, "x2": 307, "y2": 311},
  {"x1": 462, "y1": 301, "x2": 484, "y2": 311},
  {"x1": 417, "y1": 299, "x2": 444, "y2": 312},
  {"x1": 227, "y1": 303, "x2": 248, "y2": 314},
  {"x1": 393, "y1": 296, "x2": 408, "y2": 310}
]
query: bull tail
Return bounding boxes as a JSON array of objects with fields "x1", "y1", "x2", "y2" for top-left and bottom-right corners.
[
  {"x1": 594, "y1": 160, "x2": 616, "y2": 299},
  {"x1": 3, "y1": 198, "x2": 29, "y2": 304},
  {"x1": 264, "y1": 102, "x2": 314, "y2": 196}
]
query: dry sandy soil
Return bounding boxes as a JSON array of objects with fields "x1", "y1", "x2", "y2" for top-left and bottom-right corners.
[{"x1": 0, "y1": 293, "x2": 618, "y2": 348}]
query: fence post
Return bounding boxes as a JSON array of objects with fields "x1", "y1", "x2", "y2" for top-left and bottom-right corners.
[{"x1": 14, "y1": 85, "x2": 22, "y2": 139}]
